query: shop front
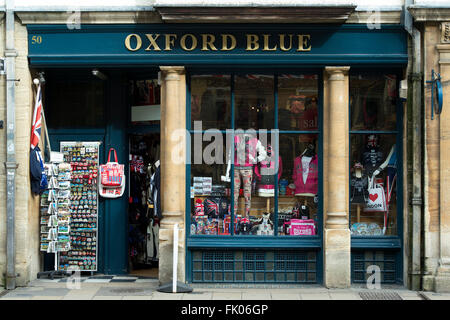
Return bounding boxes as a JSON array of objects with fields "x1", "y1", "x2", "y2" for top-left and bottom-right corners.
[{"x1": 27, "y1": 23, "x2": 407, "y2": 286}]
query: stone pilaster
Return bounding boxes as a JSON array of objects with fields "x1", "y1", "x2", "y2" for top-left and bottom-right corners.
[
  {"x1": 435, "y1": 42, "x2": 450, "y2": 292},
  {"x1": 158, "y1": 66, "x2": 186, "y2": 285},
  {"x1": 323, "y1": 66, "x2": 351, "y2": 288}
]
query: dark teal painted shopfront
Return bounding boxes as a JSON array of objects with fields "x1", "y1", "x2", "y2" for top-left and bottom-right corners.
[{"x1": 28, "y1": 23, "x2": 408, "y2": 283}]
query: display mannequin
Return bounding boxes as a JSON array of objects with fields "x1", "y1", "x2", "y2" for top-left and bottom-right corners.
[
  {"x1": 292, "y1": 143, "x2": 318, "y2": 197},
  {"x1": 221, "y1": 132, "x2": 267, "y2": 217},
  {"x1": 361, "y1": 134, "x2": 384, "y2": 176},
  {"x1": 350, "y1": 162, "x2": 369, "y2": 204},
  {"x1": 254, "y1": 144, "x2": 282, "y2": 197}
]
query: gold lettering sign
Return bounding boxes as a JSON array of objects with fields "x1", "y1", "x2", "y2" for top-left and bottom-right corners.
[
  {"x1": 165, "y1": 34, "x2": 177, "y2": 51},
  {"x1": 202, "y1": 34, "x2": 218, "y2": 51},
  {"x1": 279, "y1": 34, "x2": 293, "y2": 51},
  {"x1": 180, "y1": 34, "x2": 198, "y2": 51},
  {"x1": 263, "y1": 34, "x2": 277, "y2": 51},
  {"x1": 246, "y1": 34, "x2": 259, "y2": 51},
  {"x1": 297, "y1": 35, "x2": 311, "y2": 52},
  {"x1": 124, "y1": 33, "x2": 312, "y2": 52},
  {"x1": 221, "y1": 34, "x2": 237, "y2": 51},
  {"x1": 145, "y1": 34, "x2": 161, "y2": 51},
  {"x1": 125, "y1": 34, "x2": 142, "y2": 51}
]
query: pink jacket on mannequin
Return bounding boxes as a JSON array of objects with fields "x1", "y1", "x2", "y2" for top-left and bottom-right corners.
[{"x1": 292, "y1": 155, "x2": 318, "y2": 195}]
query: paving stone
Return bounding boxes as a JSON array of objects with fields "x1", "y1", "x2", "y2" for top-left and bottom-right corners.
[
  {"x1": 31, "y1": 296, "x2": 64, "y2": 300},
  {"x1": 242, "y1": 292, "x2": 271, "y2": 300},
  {"x1": 151, "y1": 292, "x2": 184, "y2": 300},
  {"x1": 270, "y1": 293, "x2": 301, "y2": 300},
  {"x1": 212, "y1": 292, "x2": 242, "y2": 300},
  {"x1": 329, "y1": 293, "x2": 362, "y2": 300},
  {"x1": 300, "y1": 293, "x2": 331, "y2": 300},
  {"x1": 182, "y1": 292, "x2": 213, "y2": 300},
  {"x1": 122, "y1": 296, "x2": 153, "y2": 300},
  {"x1": 92, "y1": 296, "x2": 123, "y2": 300},
  {"x1": 94, "y1": 286, "x2": 154, "y2": 296}
]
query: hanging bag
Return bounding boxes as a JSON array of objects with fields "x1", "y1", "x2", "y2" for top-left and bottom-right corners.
[
  {"x1": 364, "y1": 176, "x2": 388, "y2": 234},
  {"x1": 364, "y1": 176, "x2": 387, "y2": 213},
  {"x1": 99, "y1": 148, "x2": 125, "y2": 198}
]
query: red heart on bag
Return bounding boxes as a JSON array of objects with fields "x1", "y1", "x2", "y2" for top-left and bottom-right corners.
[{"x1": 369, "y1": 193, "x2": 378, "y2": 202}]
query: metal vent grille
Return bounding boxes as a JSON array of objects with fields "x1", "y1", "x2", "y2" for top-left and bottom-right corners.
[
  {"x1": 359, "y1": 292, "x2": 402, "y2": 300},
  {"x1": 192, "y1": 249, "x2": 318, "y2": 283},
  {"x1": 352, "y1": 250, "x2": 399, "y2": 284}
]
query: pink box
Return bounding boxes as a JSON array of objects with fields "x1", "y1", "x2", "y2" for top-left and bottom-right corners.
[{"x1": 285, "y1": 219, "x2": 316, "y2": 236}]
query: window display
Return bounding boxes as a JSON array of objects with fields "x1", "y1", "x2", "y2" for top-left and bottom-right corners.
[
  {"x1": 189, "y1": 73, "x2": 320, "y2": 237},
  {"x1": 349, "y1": 70, "x2": 399, "y2": 237}
]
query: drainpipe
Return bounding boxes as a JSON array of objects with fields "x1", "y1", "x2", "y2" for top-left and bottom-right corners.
[
  {"x1": 404, "y1": 0, "x2": 422, "y2": 290},
  {"x1": 410, "y1": 25, "x2": 423, "y2": 291},
  {"x1": 4, "y1": 0, "x2": 17, "y2": 290}
]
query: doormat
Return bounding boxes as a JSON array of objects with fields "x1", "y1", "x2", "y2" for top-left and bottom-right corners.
[{"x1": 359, "y1": 291, "x2": 403, "y2": 300}]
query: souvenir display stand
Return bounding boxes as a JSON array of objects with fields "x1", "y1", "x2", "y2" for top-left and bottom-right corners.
[
  {"x1": 59, "y1": 141, "x2": 100, "y2": 272},
  {"x1": 37, "y1": 159, "x2": 71, "y2": 279}
]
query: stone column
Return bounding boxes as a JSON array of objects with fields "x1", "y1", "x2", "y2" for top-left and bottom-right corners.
[
  {"x1": 323, "y1": 66, "x2": 351, "y2": 288},
  {"x1": 435, "y1": 41, "x2": 450, "y2": 292},
  {"x1": 158, "y1": 66, "x2": 186, "y2": 284}
]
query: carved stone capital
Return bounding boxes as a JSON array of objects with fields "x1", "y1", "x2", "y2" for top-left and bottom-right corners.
[
  {"x1": 160, "y1": 66, "x2": 185, "y2": 81},
  {"x1": 325, "y1": 66, "x2": 350, "y2": 81}
]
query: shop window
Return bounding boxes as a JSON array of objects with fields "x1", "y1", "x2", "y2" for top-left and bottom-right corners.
[
  {"x1": 277, "y1": 133, "x2": 319, "y2": 236},
  {"x1": 350, "y1": 74, "x2": 397, "y2": 131},
  {"x1": 190, "y1": 136, "x2": 231, "y2": 236},
  {"x1": 278, "y1": 75, "x2": 318, "y2": 131},
  {"x1": 191, "y1": 75, "x2": 231, "y2": 130},
  {"x1": 46, "y1": 78, "x2": 105, "y2": 129},
  {"x1": 349, "y1": 72, "x2": 400, "y2": 237},
  {"x1": 234, "y1": 75, "x2": 274, "y2": 130},
  {"x1": 189, "y1": 73, "x2": 321, "y2": 237}
]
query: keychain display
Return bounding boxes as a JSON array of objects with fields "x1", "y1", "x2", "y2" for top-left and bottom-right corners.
[{"x1": 59, "y1": 142, "x2": 100, "y2": 271}]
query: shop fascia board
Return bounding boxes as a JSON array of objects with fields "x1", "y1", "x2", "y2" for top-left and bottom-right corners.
[
  {"x1": 154, "y1": 5, "x2": 357, "y2": 24},
  {"x1": 408, "y1": 6, "x2": 450, "y2": 22},
  {"x1": 16, "y1": 11, "x2": 162, "y2": 24}
]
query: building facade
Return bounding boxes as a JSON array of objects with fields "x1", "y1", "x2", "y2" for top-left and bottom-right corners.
[{"x1": 0, "y1": 0, "x2": 449, "y2": 292}]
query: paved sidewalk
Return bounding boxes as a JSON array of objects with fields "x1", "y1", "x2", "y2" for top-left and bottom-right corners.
[{"x1": 1, "y1": 277, "x2": 449, "y2": 300}]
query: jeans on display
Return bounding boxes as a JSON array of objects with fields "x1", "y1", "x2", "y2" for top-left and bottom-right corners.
[{"x1": 234, "y1": 168, "x2": 253, "y2": 216}]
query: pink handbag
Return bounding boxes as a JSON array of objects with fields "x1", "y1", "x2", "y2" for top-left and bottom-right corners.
[
  {"x1": 284, "y1": 219, "x2": 316, "y2": 236},
  {"x1": 99, "y1": 148, "x2": 125, "y2": 198}
]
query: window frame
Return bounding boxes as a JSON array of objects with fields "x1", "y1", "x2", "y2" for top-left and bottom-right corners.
[{"x1": 185, "y1": 68, "x2": 324, "y2": 244}]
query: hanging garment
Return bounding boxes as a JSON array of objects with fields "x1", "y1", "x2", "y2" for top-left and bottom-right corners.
[
  {"x1": 361, "y1": 146, "x2": 384, "y2": 176},
  {"x1": 30, "y1": 146, "x2": 48, "y2": 195},
  {"x1": 148, "y1": 164, "x2": 161, "y2": 218},
  {"x1": 254, "y1": 155, "x2": 282, "y2": 196},
  {"x1": 350, "y1": 175, "x2": 369, "y2": 204},
  {"x1": 146, "y1": 218, "x2": 160, "y2": 261},
  {"x1": 292, "y1": 155, "x2": 319, "y2": 195}
]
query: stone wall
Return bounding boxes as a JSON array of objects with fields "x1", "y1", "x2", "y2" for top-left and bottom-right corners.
[{"x1": 0, "y1": 17, "x2": 39, "y2": 287}]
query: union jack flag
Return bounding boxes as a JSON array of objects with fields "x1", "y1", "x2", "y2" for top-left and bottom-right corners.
[
  {"x1": 30, "y1": 84, "x2": 42, "y2": 150},
  {"x1": 204, "y1": 198, "x2": 219, "y2": 218}
]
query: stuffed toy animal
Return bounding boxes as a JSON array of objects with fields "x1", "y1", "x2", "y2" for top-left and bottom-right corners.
[{"x1": 256, "y1": 212, "x2": 274, "y2": 235}]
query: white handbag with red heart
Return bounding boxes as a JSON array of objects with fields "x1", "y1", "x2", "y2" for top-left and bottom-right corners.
[
  {"x1": 364, "y1": 176, "x2": 388, "y2": 234},
  {"x1": 364, "y1": 176, "x2": 387, "y2": 212}
]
